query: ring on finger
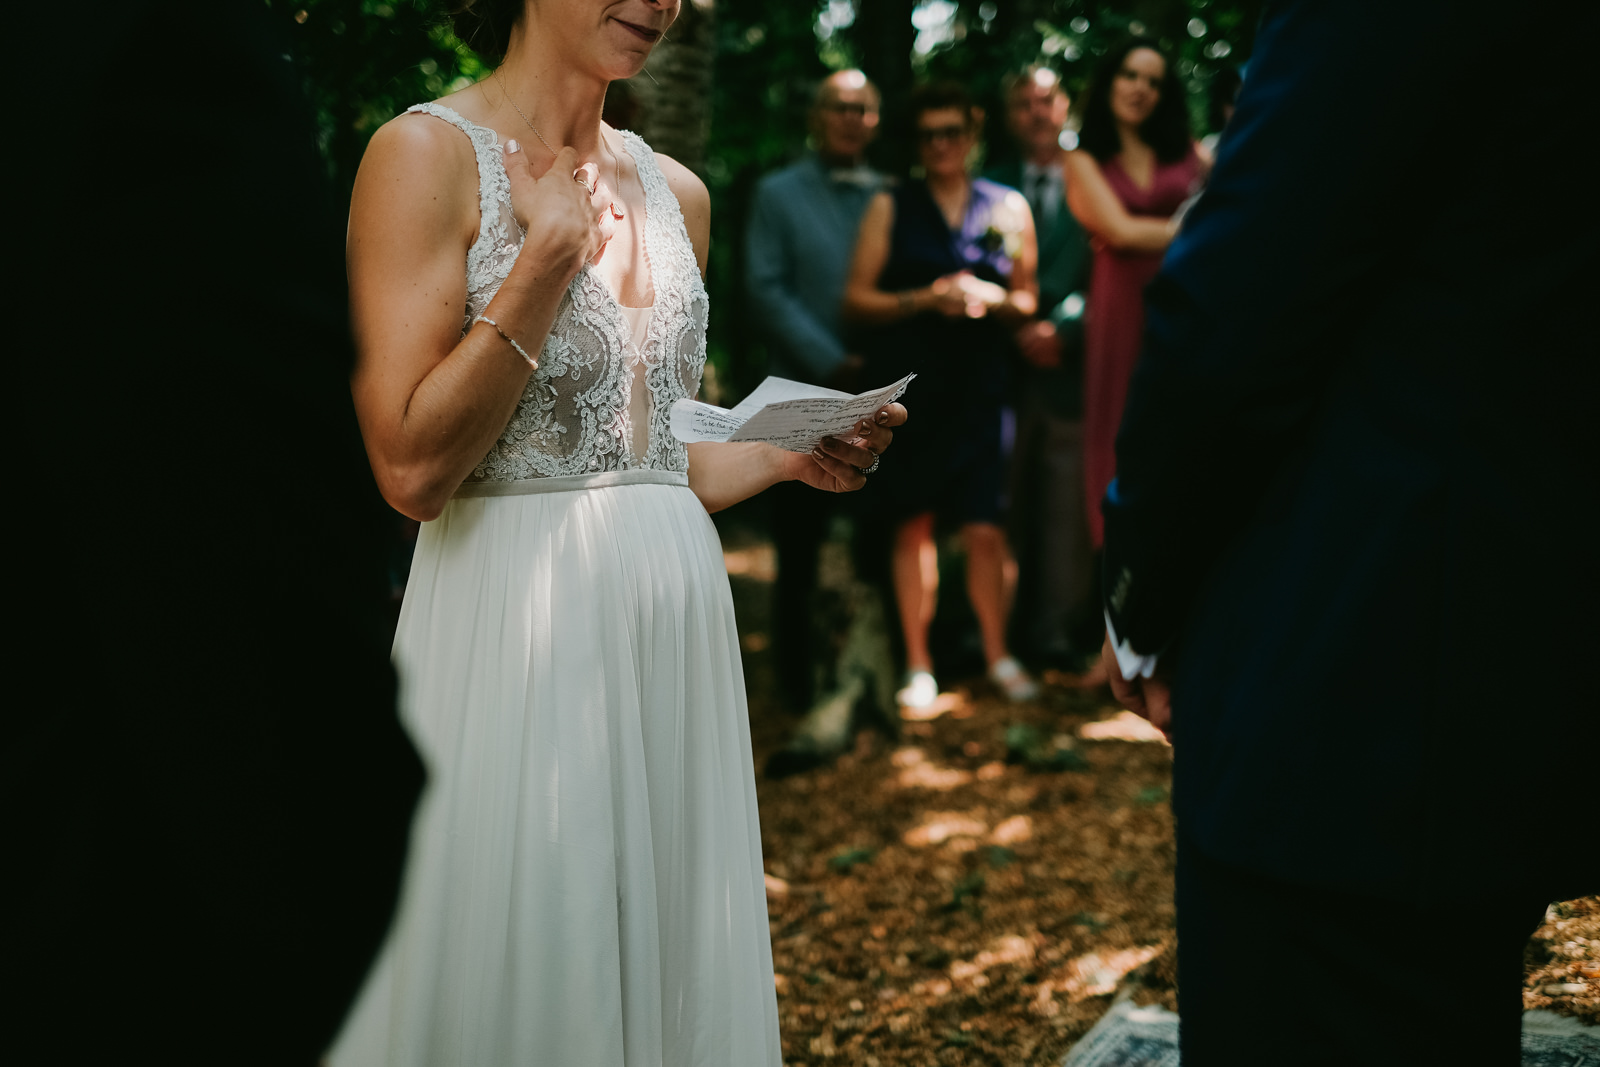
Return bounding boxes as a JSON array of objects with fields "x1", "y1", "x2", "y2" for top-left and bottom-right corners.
[
  {"x1": 856, "y1": 455, "x2": 881, "y2": 475},
  {"x1": 572, "y1": 163, "x2": 598, "y2": 195}
]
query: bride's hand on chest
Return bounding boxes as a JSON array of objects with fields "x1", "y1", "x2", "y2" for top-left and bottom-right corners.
[{"x1": 503, "y1": 142, "x2": 618, "y2": 279}]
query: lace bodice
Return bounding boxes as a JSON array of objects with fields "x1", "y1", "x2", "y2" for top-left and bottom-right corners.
[{"x1": 407, "y1": 103, "x2": 708, "y2": 483}]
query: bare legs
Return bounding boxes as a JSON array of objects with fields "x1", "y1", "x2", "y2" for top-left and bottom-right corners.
[
  {"x1": 893, "y1": 513, "x2": 941, "y2": 672},
  {"x1": 892, "y1": 512, "x2": 1018, "y2": 673},
  {"x1": 962, "y1": 521, "x2": 1017, "y2": 667}
]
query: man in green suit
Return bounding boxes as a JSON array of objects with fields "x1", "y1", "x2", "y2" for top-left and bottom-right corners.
[{"x1": 986, "y1": 67, "x2": 1097, "y2": 669}]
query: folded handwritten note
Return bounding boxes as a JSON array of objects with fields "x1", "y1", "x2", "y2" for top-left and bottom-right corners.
[{"x1": 671, "y1": 373, "x2": 916, "y2": 453}]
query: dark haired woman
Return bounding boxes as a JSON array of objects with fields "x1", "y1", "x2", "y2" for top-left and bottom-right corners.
[
  {"x1": 843, "y1": 82, "x2": 1041, "y2": 709},
  {"x1": 1065, "y1": 39, "x2": 1209, "y2": 546},
  {"x1": 330, "y1": 1, "x2": 904, "y2": 1062}
]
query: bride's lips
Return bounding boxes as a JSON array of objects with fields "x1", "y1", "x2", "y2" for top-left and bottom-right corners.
[{"x1": 612, "y1": 17, "x2": 662, "y2": 43}]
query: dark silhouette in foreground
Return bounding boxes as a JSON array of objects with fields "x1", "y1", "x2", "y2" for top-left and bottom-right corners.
[
  {"x1": 11, "y1": 3, "x2": 422, "y2": 1061},
  {"x1": 1101, "y1": 2, "x2": 1599, "y2": 1063}
]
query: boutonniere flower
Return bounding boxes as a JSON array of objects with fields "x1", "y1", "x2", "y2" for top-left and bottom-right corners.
[{"x1": 982, "y1": 193, "x2": 1029, "y2": 259}]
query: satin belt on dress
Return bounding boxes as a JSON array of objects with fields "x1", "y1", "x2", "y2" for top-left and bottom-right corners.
[{"x1": 452, "y1": 469, "x2": 690, "y2": 498}]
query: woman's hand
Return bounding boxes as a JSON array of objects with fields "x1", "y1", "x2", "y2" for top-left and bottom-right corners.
[
  {"x1": 929, "y1": 272, "x2": 974, "y2": 318},
  {"x1": 502, "y1": 142, "x2": 617, "y2": 276},
  {"x1": 927, "y1": 273, "x2": 1010, "y2": 319},
  {"x1": 782, "y1": 402, "x2": 909, "y2": 493},
  {"x1": 956, "y1": 273, "x2": 1011, "y2": 317},
  {"x1": 686, "y1": 403, "x2": 909, "y2": 512}
]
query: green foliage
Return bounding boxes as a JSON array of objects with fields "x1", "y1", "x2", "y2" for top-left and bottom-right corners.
[
  {"x1": 1135, "y1": 784, "x2": 1169, "y2": 804},
  {"x1": 1004, "y1": 722, "x2": 1091, "y2": 772},
  {"x1": 276, "y1": 0, "x2": 1261, "y2": 392},
  {"x1": 704, "y1": 1, "x2": 837, "y2": 394},
  {"x1": 828, "y1": 846, "x2": 877, "y2": 872},
  {"x1": 942, "y1": 1028, "x2": 976, "y2": 1047},
  {"x1": 901, "y1": 1, "x2": 1263, "y2": 166},
  {"x1": 1068, "y1": 909, "x2": 1108, "y2": 931},
  {"x1": 943, "y1": 870, "x2": 987, "y2": 913},
  {"x1": 275, "y1": 0, "x2": 488, "y2": 196}
]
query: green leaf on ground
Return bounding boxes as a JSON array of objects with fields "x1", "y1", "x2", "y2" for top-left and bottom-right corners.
[
  {"x1": 828, "y1": 847, "x2": 876, "y2": 873},
  {"x1": 942, "y1": 871, "x2": 987, "y2": 913},
  {"x1": 986, "y1": 846, "x2": 1016, "y2": 869},
  {"x1": 1004, "y1": 723, "x2": 1091, "y2": 772}
]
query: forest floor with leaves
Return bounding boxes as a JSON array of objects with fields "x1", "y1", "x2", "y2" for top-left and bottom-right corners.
[{"x1": 722, "y1": 535, "x2": 1599, "y2": 1067}]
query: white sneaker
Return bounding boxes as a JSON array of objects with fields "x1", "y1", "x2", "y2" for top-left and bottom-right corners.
[
  {"x1": 989, "y1": 656, "x2": 1039, "y2": 702},
  {"x1": 896, "y1": 669, "x2": 939, "y2": 710}
]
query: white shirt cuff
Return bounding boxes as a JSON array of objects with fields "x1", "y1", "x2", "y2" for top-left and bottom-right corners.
[{"x1": 1105, "y1": 609, "x2": 1160, "y2": 680}]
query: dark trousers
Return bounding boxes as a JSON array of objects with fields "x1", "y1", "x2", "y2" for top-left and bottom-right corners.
[
  {"x1": 771, "y1": 480, "x2": 832, "y2": 711},
  {"x1": 1176, "y1": 834, "x2": 1546, "y2": 1066},
  {"x1": 1007, "y1": 407, "x2": 1095, "y2": 660}
]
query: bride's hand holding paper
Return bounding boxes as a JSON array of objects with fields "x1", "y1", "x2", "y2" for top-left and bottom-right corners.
[
  {"x1": 673, "y1": 374, "x2": 910, "y2": 497},
  {"x1": 785, "y1": 401, "x2": 906, "y2": 494},
  {"x1": 671, "y1": 373, "x2": 913, "y2": 454}
]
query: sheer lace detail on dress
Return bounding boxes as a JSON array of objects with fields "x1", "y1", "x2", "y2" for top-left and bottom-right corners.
[{"x1": 405, "y1": 103, "x2": 708, "y2": 481}]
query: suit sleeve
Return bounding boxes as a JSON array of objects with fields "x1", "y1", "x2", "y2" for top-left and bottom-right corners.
[
  {"x1": 1102, "y1": 0, "x2": 1477, "y2": 652},
  {"x1": 743, "y1": 176, "x2": 848, "y2": 379}
]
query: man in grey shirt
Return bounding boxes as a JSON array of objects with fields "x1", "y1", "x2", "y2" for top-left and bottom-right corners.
[
  {"x1": 745, "y1": 70, "x2": 882, "y2": 713},
  {"x1": 746, "y1": 69, "x2": 883, "y2": 389}
]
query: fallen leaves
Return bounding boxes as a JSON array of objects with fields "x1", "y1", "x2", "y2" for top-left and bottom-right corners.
[
  {"x1": 724, "y1": 536, "x2": 1596, "y2": 1065},
  {"x1": 902, "y1": 812, "x2": 988, "y2": 848},
  {"x1": 1057, "y1": 944, "x2": 1167, "y2": 999},
  {"x1": 1523, "y1": 898, "x2": 1600, "y2": 1024},
  {"x1": 748, "y1": 675, "x2": 1183, "y2": 1066},
  {"x1": 989, "y1": 814, "x2": 1032, "y2": 846}
]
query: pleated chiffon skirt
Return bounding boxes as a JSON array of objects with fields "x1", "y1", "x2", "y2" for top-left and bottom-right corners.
[{"x1": 332, "y1": 480, "x2": 782, "y2": 1066}]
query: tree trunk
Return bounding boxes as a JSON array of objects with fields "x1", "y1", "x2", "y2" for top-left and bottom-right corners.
[
  {"x1": 855, "y1": 0, "x2": 917, "y2": 176},
  {"x1": 623, "y1": 0, "x2": 715, "y2": 175}
]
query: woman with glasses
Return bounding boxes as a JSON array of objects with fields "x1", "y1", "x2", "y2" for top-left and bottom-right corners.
[
  {"x1": 843, "y1": 81, "x2": 1042, "y2": 709},
  {"x1": 1065, "y1": 38, "x2": 1209, "y2": 548}
]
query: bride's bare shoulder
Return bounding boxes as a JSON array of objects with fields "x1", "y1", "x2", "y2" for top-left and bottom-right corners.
[
  {"x1": 650, "y1": 152, "x2": 709, "y2": 215},
  {"x1": 353, "y1": 109, "x2": 480, "y2": 219}
]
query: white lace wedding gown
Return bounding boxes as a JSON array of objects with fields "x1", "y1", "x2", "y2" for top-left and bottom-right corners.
[{"x1": 330, "y1": 104, "x2": 781, "y2": 1066}]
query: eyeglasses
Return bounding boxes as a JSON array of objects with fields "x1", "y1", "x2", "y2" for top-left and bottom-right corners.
[
  {"x1": 916, "y1": 124, "x2": 967, "y2": 145},
  {"x1": 821, "y1": 102, "x2": 873, "y2": 118}
]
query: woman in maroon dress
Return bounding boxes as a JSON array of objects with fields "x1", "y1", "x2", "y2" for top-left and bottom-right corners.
[{"x1": 1066, "y1": 39, "x2": 1209, "y2": 546}]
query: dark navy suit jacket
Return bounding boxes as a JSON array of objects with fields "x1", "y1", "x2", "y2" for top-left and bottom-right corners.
[{"x1": 1103, "y1": 0, "x2": 1598, "y2": 902}]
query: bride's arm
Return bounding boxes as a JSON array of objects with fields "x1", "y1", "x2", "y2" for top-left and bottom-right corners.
[
  {"x1": 655, "y1": 156, "x2": 906, "y2": 514},
  {"x1": 349, "y1": 116, "x2": 612, "y2": 521}
]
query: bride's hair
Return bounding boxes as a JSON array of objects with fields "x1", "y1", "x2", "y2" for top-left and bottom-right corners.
[{"x1": 442, "y1": 0, "x2": 522, "y2": 64}]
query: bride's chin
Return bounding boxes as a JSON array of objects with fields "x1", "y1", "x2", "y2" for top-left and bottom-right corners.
[{"x1": 601, "y1": 53, "x2": 651, "y2": 82}]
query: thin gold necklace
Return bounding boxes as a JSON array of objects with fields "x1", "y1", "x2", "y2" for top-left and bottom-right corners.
[{"x1": 493, "y1": 69, "x2": 625, "y2": 221}]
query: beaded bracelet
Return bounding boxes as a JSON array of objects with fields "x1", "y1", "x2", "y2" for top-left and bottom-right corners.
[{"x1": 473, "y1": 314, "x2": 538, "y2": 370}]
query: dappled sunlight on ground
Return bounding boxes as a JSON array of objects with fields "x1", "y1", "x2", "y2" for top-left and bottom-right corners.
[
  {"x1": 1078, "y1": 710, "x2": 1170, "y2": 744},
  {"x1": 717, "y1": 525, "x2": 1598, "y2": 1064},
  {"x1": 741, "y1": 652, "x2": 1181, "y2": 1065},
  {"x1": 898, "y1": 690, "x2": 975, "y2": 722}
]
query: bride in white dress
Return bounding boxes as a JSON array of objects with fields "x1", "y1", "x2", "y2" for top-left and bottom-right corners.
[{"x1": 330, "y1": 2, "x2": 905, "y2": 1064}]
